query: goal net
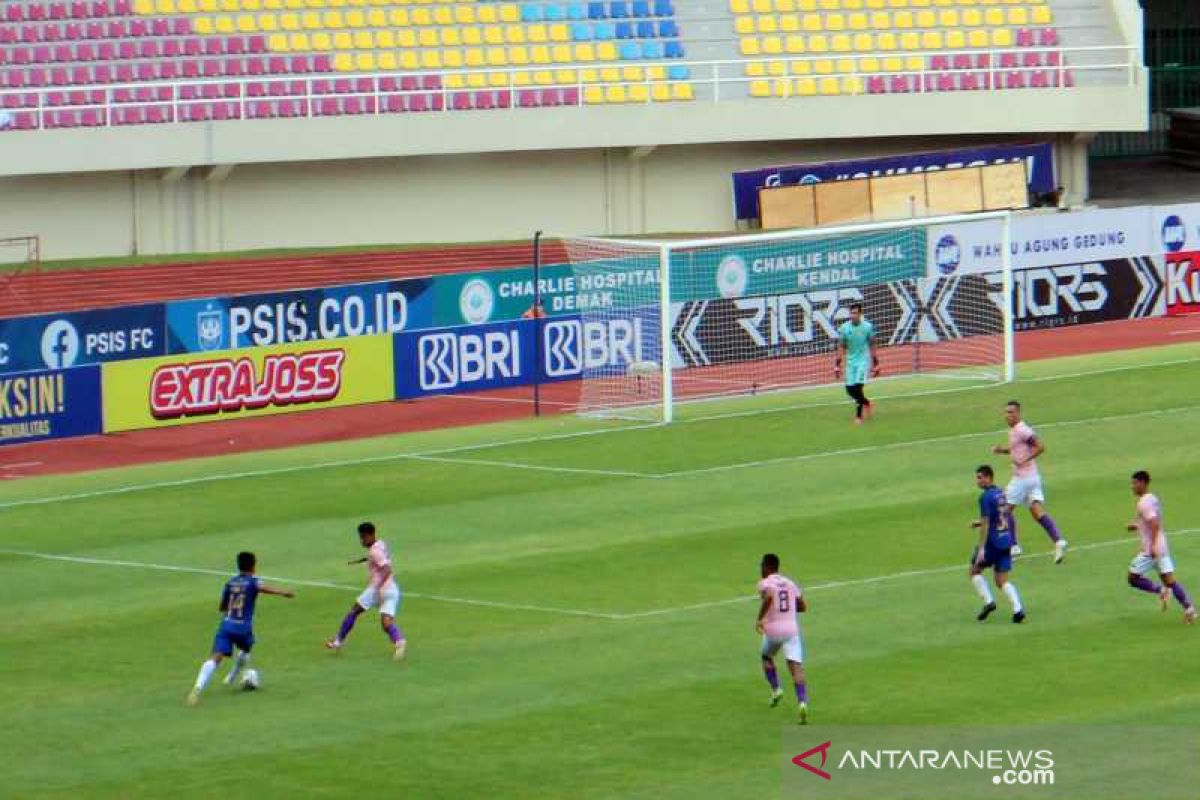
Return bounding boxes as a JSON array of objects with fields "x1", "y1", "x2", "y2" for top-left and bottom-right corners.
[{"x1": 559, "y1": 212, "x2": 1013, "y2": 423}]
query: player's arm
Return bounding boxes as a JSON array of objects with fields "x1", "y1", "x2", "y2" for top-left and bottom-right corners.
[
  {"x1": 259, "y1": 583, "x2": 295, "y2": 599},
  {"x1": 347, "y1": 556, "x2": 368, "y2": 565},
  {"x1": 834, "y1": 336, "x2": 846, "y2": 378},
  {"x1": 797, "y1": 593, "x2": 808, "y2": 613},
  {"x1": 1023, "y1": 436, "x2": 1045, "y2": 464},
  {"x1": 1144, "y1": 512, "x2": 1166, "y2": 557},
  {"x1": 755, "y1": 590, "x2": 771, "y2": 634},
  {"x1": 868, "y1": 325, "x2": 881, "y2": 377},
  {"x1": 218, "y1": 585, "x2": 230, "y2": 613}
]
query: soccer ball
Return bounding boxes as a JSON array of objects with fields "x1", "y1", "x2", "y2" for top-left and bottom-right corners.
[{"x1": 240, "y1": 669, "x2": 261, "y2": 691}]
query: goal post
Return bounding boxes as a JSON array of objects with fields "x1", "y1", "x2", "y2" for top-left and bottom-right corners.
[{"x1": 558, "y1": 211, "x2": 1015, "y2": 423}]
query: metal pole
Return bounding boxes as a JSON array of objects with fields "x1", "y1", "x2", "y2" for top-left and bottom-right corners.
[{"x1": 532, "y1": 230, "x2": 543, "y2": 417}]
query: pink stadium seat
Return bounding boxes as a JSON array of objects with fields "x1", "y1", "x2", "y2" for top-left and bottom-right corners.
[
  {"x1": 541, "y1": 88, "x2": 562, "y2": 106},
  {"x1": 312, "y1": 79, "x2": 331, "y2": 94},
  {"x1": 185, "y1": 39, "x2": 202, "y2": 57},
  {"x1": 118, "y1": 41, "x2": 135, "y2": 59},
  {"x1": 867, "y1": 76, "x2": 886, "y2": 94},
  {"x1": 562, "y1": 86, "x2": 579, "y2": 104},
  {"x1": 959, "y1": 72, "x2": 980, "y2": 91},
  {"x1": 333, "y1": 78, "x2": 350, "y2": 94},
  {"x1": 249, "y1": 37, "x2": 267, "y2": 54},
  {"x1": 81, "y1": 108, "x2": 101, "y2": 126},
  {"x1": 520, "y1": 90, "x2": 542, "y2": 108},
  {"x1": 33, "y1": 45, "x2": 51, "y2": 63},
  {"x1": 182, "y1": 60, "x2": 199, "y2": 78},
  {"x1": 475, "y1": 91, "x2": 495, "y2": 110},
  {"x1": 290, "y1": 56, "x2": 310, "y2": 74},
  {"x1": 151, "y1": 19, "x2": 169, "y2": 36},
  {"x1": 107, "y1": 20, "x2": 125, "y2": 38},
  {"x1": 400, "y1": 76, "x2": 418, "y2": 91},
  {"x1": 46, "y1": 91, "x2": 66, "y2": 106},
  {"x1": 1030, "y1": 70, "x2": 1049, "y2": 88},
  {"x1": 354, "y1": 77, "x2": 372, "y2": 93},
  {"x1": 202, "y1": 60, "x2": 220, "y2": 77},
  {"x1": 1, "y1": 28, "x2": 16, "y2": 44},
  {"x1": 1046, "y1": 51, "x2": 1062, "y2": 67},
  {"x1": 44, "y1": 23, "x2": 64, "y2": 42},
  {"x1": 249, "y1": 99, "x2": 272, "y2": 118},
  {"x1": 71, "y1": 2, "x2": 88, "y2": 18},
  {"x1": 94, "y1": 63, "x2": 111, "y2": 82},
  {"x1": 930, "y1": 55, "x2": 949, "y2": 71},
  {"x1": 268, "y1": 57, "x2": 286, "y2": 75},
  {"x1": 975, "y1": 53, "x2": 991, "y2": 69},
  {"x1": 452, "y1": 92, "x2": 471, "y2": 110},
  {"x1": 1016, "y1": 29, "x2": 1034, "y2": 48},
  {"x1": 889, "y1": 75, "x2": 912, "y2": 93},
  {"x1": 1023, "y1": 52, "x2": 1043, "y2": 68},
  {"x1": 53, "y1": 44, "x2": 71, "y2": 61},
  {"x1": 999, "y1": 52, "x2": 1017, "y2": 70},
  {"x1": 145, "y1": 105, "x2": 169, "y2": 123},
  {"x1": 161, "y1": 61, "x2": 179, "y2": 80},
  {"x1": 1005, "y1": 71, "x2": 1026, "y2": 89},
  {"x1": 936, "y1": 73, "x2": 956, "y2": 92},
  {"x1": 140, "y1": 40, "x2": 159, "y2": 59},
  {"x1": 421, "y1": 75, "x2": 441, "y2": 91},
  {"x1": 246, "y1": 81, "x2": 266, "y2": 97},
  {"x1": 344, "y1": 96, "x2": 364, "y2": 114},
  {"x1": 135, "y1": 85, "x2": 153, "y2": 102},
  {"x1": 5, "y1": 5, "x2": 23, "y2": 22},
  {"x1": 384, "y1": 94, "x2": 406, "y2": 113},
  {"x1": 115, "y1": 0, "x2": 131, "y2": 14},
  {"x1": 2, "y1": 95, "x2": 21, "y2": 109},
  {"x1": 247, "y1": 57, "x2": 265, "y2": 75},
  {"x1": 180, "y1": 84, "x2": 197, "y2": 100},
  {"x1": 71, "y1": 65, "x2": 89, "y2": 83},
  {"x1": 409, "y1": 94, "x2": 429, "y2": 112},
  {"x1": 222, "y1": 82, "x2": 239, "y2": 97},
  {"x1": 129, "y1": 19, "x2": 147, "y2": 37},
  {"x1": 22, "y1": 26, "x2": 39, "y2": 43},
  {"x1": 114, "y1": 86, "x2": 131, "y2": 102},
  {"x1": 225, "y1": 59, "x2": 243, "y2": 76},
  {"x1": 172, "y1": 17, "x2": 190, "y2": 35},
  {"x1": 211, "y1": 102, "x2": 230, "y2": 120},
  {"x1": 205, "y1": 39, "x2": 222, "y2": 56},
  {"x1": 156, "y1": 85, "x2": 171, "y2": 101},
  {"x1": 98, "y1": 41, "x2": 115, "y2": 60},
  {"x1": 379, "y1": 76, "x2": 399, "y2": 93},
  {"x1": 77, "y1": 42, "x2": 95, "y2": 60},
  {"x1": 65, "y1": 24, "x2": 82, "y2": 40},
  {"x1": 51, "y1": 3, "x2": 68, "y2": 19},
  {"x1": 51, "y1": 67, "x2": 69, "y2": 85},
  {"x1": 200, "y1": 83, "x2": 219, "y2": 99},
  {"x1": 497, "y1": 89, "x2": 512, "y2": 108},
  {"x1": 16, "y1": 111, "x2": 38, "y2": 129},
  {"x1": 227, "y1": 38, "x2": 244, "y2": 55},
  {"x1": 319, "y1": 97, "x2": 338, "y2": 115},
  {"x1": 137, "y1": 62, "x2": 156, "y2": 81},
  {"x1": 1039, "y1": 28, "x2": 1059, "y2": 47},
  {"x1": 87, "y1": 21, "x2": 103, "y2": 37},
  {"x1": 312, "y1": 54, "x2": 332, "y2": 72},
  {"x1": 29, "y1": 5, "x2": 46, "y2": 21}
]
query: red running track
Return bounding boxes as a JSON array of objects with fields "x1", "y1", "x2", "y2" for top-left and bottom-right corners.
[{"x1": 1, "y1": 314, "x2": 1198, "y2": 481}]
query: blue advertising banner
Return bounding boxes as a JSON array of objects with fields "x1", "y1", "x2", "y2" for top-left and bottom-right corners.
[
  {"x1": 166, "y1": 277, "x2": 435, "y2": 354},
  {"x1": 394, "y1": 311, "x2": 662, "y2": 399},
  {"x1": 0, "y1": 365, "x2": 103, "y2": 446},
  {"x1": 0, "y1": 305, "x2": 165, "y2": 375},
  {"x1": 731, "y1": 142, "x2": 1056, "y2": 221}
]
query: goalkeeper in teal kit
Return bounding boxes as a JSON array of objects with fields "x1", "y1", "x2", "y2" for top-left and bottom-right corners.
[{"x1": 834, "y1": 302, "x2": 880, "y2": 425}]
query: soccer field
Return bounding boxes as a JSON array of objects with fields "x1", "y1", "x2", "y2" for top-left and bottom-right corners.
[{"x1": 3, "y1": 342, "x2": 1199, "y2": 799}]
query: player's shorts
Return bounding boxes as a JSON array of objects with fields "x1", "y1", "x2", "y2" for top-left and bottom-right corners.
[
  {"x1": 845, "y1": 360, "x2": 870, "y2": 387},
  {"x1": 1005, "y1": 475, "x2": 1045, "y2": 507},
  {"x1": 1130, "y1": 552, "x2": 1176, "y2": 577},
  {"x1": 761, "y1": 633, "x2": 804, "y2": 664},
  {"x1": 971, "y1": 545, "x2": 1013, "y2": 574},
  {"x1": 212, "y1": 623, "x2": 254, "y2": 656},
  {"x1": 357, "y1": 582, "x2": 402, "y2": 617}
]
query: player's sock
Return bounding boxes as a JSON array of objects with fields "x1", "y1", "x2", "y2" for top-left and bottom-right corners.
[
  {"x1": 1171, "y1": 582, "x2": 1193, "y2": 609},
  {"x1": 1002, "y1": 582, "x2": 1023, "y2": 613},
  {"x1": 1128, "y1": 575, "x2": 1162, "y2": 594},
  {"x1": 794, "y1": 681, "x2": 808, "y2": 704},
  {"x1": 194, "y1": 659, "x2": 217, "y2": 693},
  {"x1": 335, "y1": 612, "x2": 358, "y2": 643},
  {"x1": 971, "y1": 574, "x2": 995, "y2": 604},
  {"x1": 1036, "y1": 514, "x2": 1062, "y2": 543},
  {"x1": 384, "y1": 623, "x2": 404, "y2": 644},
  {"x1": 224, "y1": 650, "x2": 249, "y2": 685},
  {"x1": 762, "y1": 663, "x2": 779, "y2": 691}
]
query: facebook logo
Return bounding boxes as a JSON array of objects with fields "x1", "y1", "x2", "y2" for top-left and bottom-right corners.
[{"x1": 40, "y1": 319, "x2": 80, "y2": 368}]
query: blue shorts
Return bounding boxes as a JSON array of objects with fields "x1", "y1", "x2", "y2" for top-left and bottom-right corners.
[
  {"x1": 845, "y1": 360, "x2": 870, "y2": 386},
  {"x1": 212, "y1": 623, "x2": 254, "y2": 656},
  {"x1": 971, "y1": 545, "x2": 1012, "y2": 574}
]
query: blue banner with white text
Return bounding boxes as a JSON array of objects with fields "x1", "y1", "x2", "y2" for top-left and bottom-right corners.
[
  {"x1": 0, "y1": 305, "x2": 165, "y2": 375},
  {"x1": 0, "y1": 365, "x2": 103, "y2": 446}
]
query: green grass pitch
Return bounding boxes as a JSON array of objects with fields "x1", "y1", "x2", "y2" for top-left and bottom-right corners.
[{"x1": 2, "y1": 342, "x2": 1199, "y2": 799}]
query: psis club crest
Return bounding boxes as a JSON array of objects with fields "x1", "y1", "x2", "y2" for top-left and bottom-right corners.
[{"x1": 197, "y1": 304, "x2": 225, "y2": 351}]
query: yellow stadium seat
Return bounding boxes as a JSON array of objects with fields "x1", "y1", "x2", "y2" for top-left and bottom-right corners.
[
  {"x1": 763, "y1": 36, "x2": 782, "y2": 53},
  {"x1": 584, "y1": 86, "x2": 605, "y2": 104},
  {"x1": 606, "y1": 85, "x2": 626, "y2": 103},
  {"x1": 869, "y1": 11, "x2": 889, "y2": 28},
  {"x1": 802, "y1": 13, "x2": 821, "y2": 30},
  {"x1": 354, "y1": 30, "x2": 373, "y2": 47},
  {"x1": 780, "y1": 14, "x2": 799, "y2": 31},
  {"x1": 843, "y1": 75, "x2": 864, "y2": 93},
  {"x1": 876, "y1": 31, "x2": 896, "y2": 48},
  {"x1": 197, "y1": 0, "x2": 217, "y2": 9},
  {"x1": 268, "y1": 32, "x2": 289, "y2": 49},
  {"x1": 899, "y1": 31, "x2": 918, "y2": 48},
  {"x1": 453, "y1": 5, "x2": 474, "y2": 23},
  {"x1": 991, "y1": 28, "x2": 1012, "y2": 46},
  {"x1": 484, "y1": 26, "x2": 504, "y2": 44},
  {"x1": 984, "y1": 8, "x2": 1003, "y2": 25},
  {"x1": 894, "y1": 11, "x2": 912, "y2": 27},
  {"x1": 510, "y1": 45, "x2": 530, "y2": 64},
  {"x1": 445, "y1": 74, "x2": 466, "y2": 89},
  {"x1": 216, "y1": 15, "x2": 235, "y2": 32},
  {"x1": 219, "y1": 0, "x2": 236, "y2": 11},
  {"x1": 378, "y1": 51, "x2": 397, "y2": 69},
  {"x1": 355, "y1": 52, "x2": 375, "y2": 70},
  {"x1": 283, "y1": 0, "x2": 301, "y2": 8},
  {"x1": 455, "y1": 27, "x2": 477, "y2": 45},
  {"x1": 865, "y1": 0, "x2": 883, "y2": 6},
  {"x1": 832, "y1": 34, "x2": 850, "y2": 50},
  {"x1": 194, "y1": 16, "x2": 215, "y2": 33},
  {"x1": 600, "y1": 66, "x2": 619, "y2": 81},
  {"x1": 327, "y1": 0, "x2": 346, "y2": 8},
  {"x1": 752, "y1": 0, "x2": 770, "y2": 11},
  {"x1": 366, "y1": 8, "x2": 384, "y2": 24},
  {"x1": 433, "y1": 6, "x2": 451, "y2": 24},
  {"x1": 420, "y1": 50, "x2": 441, "y2": 68},
  {"x1": 852, "y1": 32, "x2": 872, "y2": 49},
  {"x1": 443, "y1": 50, "x2": 463, "y2": 68},
  {"x1": 575, "y1": 43, "x2": 596, "y2": 60},
  {"x1": 579, "y1": 67, "x2": 598, "y2": 82},
  {"x1": 735, "y1": 17, "x2": 755, "y2": 34},
  {"x1": 499, "y1": 3, "x2": 519, "y2": 22},
  {"x1": 1007, "y1": 7, "x2": 1027, "y2": 25},
  {"x1": 826, "y1": 14, "x2": 845, "y2": 30},
  {"x1": 883, "y1": 55, "x2": 902, "y2": 70},
  {"x1": 672, "y1": 83, "x2": 694, "y2": 101},
  {"x1": 550, "y1": 24, "x2": 570, "y2": 42},
  {"x1": 911, "y1": 0, "x2": 930, "y2": 6},
  {"x1": 814, "y1": 58, "x2": 833, "y2": 73},
  {"x1": 235, "y1": 13, "x2": 256, "y2": 30},
  {"x1": 785, "y1": 34, "x2": 805, "y2": 52},
  {"x1": 477, "y1": 5, "x2": 497, "y2": 23},
  {"x1": 796, "y1": 76, "x2": 817, "y2": 94},
  {"x1": 512, "y1": 71, "x2": 532, "y2": 86},
  {"x1": 730, "y1": 0, "x2": 750, "y2": 11},
  {"x1": 915, "y1": 9, "x2": 934, "y2": 26},
  {"x1": 622, "y1": 65, "x2": 644, "y2": 81},
  {"x1": 1031, "y1": 6, "x2": 1052, "y2": 24},
  {"x1": 967, "y1": 29, "x2": 987, "y2": 47},
  {"x1": 596, "y1": 41, "x2": 617, "y2": 60},
  {"x1": 741, "y1": 37, "x2": 761, "y2": 55},
  {"x1": 410, "y1": 7, "x2": 430, "y2": 23},
  {"x1": 489, "y1": 71, "x2": 510, "y2": 87},
  {"x1": 945, "y1": 29, "x2": 965, "y2": 48},
  {"x1": 487, "y1": 46, "x2": 507, "y2": 65},
  {"x1": 790, "y1": 59, "x2": 811, "y2": 73},
  {"x1": 528, "y1": 24, "x2": 548, "y2": 42},
  {"x1": 796, "y1": 0, "x2": 815, "y2": 8},
  {"x1": 886, "y1": 0, "x2": 905, "y2": 6},
  {"x1": 552, "y1": 44, "x2": 573, "y2": 61},
  {"x1": 418, "y1": 29, "x2": 438, "y2": 47},
  {"x1": 465, "y1": 48, "x2": 484, "y2": 66},
  {"x1": 178, "y1": 0, "x2": 198, "y2": 10},
  {"x1": 904, "y1": 54, "x2": 921, "y2": 69},
  {"x1": 259, "y1": 13, "x2": 278, "y2": 29},
  {"x1": 757, "y1": 15, "x2": 778, "y2": 33},
  {"x1": 937, "y1": 9, "x2": 957, "y2": 26},
  {"x1": 530, "y1": 45, "x2": 550, "y2": 63},
  {"x1": 836, "y1": 56, "x2": 855, "y2": 71},
  {"x1": 962, "y1": 9, "x2": 981, "y2": 25},
  {"x1": 399, "y1": 51, "x2": 418, "y2": 68},
  {"x1": 346, "y1": 9, "x2": 365, "y2": 25},
  {"x1": 773, "y1": 77, "x2": 792, "y2": 96},
  {"x1": 310, "y1": 31, "x2": 330, "y2": 48},
  {"x1": 750, "y1": 79, "x2": 772, "y2": 97},
  {"x1": 808, "y1": 34, "x2": 828, "y2": 51},
  {"x1": 289, "y1": 31, "x2": 309, "y2": 48},
  {"x1": 396, "y1": 29, "x2": 416, "y2": 46},
  {"x1": 922, "y1": 30, "x2": 941, "y2": 47},
  {"x1": 849, "y1": 13, "x2": 868, "y2": 29},
  {"x1": 768, "y1": 59, "x2": 786, "y2": 75},
  {"x1": 334, "y1": 52, "x2": 352, "y2": 69},
  {"x1": 629, "y1": 84, "x2": 649, "y2": 103},
  {"x1": 646, "y1": 66, "x2": 664, "y2": 80},
  {"x1": 279, "y1": 11, "x2": 299, "y2": 28},
  {"x1": 819, "y1": 0, "x2": 837, "y2": 8},
  {"x1": 152, "y1": 0, "x2": 172, "y2": 12},
  {"x1": 442, "y1": 28, "x2": 462, "y2": 46},
  {"x1": 651, "y1": 82, "x2": 670, "y2": 101},
  {"x1": 819, "y1": 76, "x2": 840, "y2": 94},
  {"x1": 859, "y1": 56, "x2": 879, "y2": 71},
  {"x1": 301, "y1": 10, "x2": 320, "y2": 27},
  {"x1": 388, "y1": 8, "x2": 407, "y2": 24},
  {"x1": 775, "y1": 0, "x2": 795, "y2": 11}
]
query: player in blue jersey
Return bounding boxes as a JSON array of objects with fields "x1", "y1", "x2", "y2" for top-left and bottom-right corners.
[
  {"x1": 968, "y1": 465, "x2": 1026, "y2": 624},
  {"x1": 834, "y1": 303, "x2": 880, "y2": 425},
  {"x1": 187, "y1": 551, "x2": 294, "y2": 706}
]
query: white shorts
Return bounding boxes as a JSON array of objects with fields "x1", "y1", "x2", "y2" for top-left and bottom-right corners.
[
  {"x1": 761, "y1": 634, "x2": 804, "y2": 664},
  {"x1": 1006, "y1": 475, "x2": 1045, "y2": 507},
  {"x1": 357, "y1": 583, "x2": 401, "y2": 617},
  {"x1": 1130, "y1": 553, "x2": 1176, "y2": 577}
]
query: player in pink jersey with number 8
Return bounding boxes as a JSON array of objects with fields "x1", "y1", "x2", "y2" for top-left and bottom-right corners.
[
  {"x1": 326, "y1": 522, "x2": 407, "y2": 661},
  {"x1": 756, "y1": 553, "x2": 810, "y2": 725},
  {"x1": 991, "y1": 400, "x2": 1068, "y2": 563}
]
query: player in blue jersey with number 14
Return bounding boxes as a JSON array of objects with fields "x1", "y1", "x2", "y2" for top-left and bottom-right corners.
[
  {"x1": 835, "y1": 303, "x2": 880, "y2": 425},
  {"x1": 188, "y1": 551, "x2": 294, "y2": 706},
  {"x1": 969, "y1": 465, "x2": 1026, "y2": 624}
]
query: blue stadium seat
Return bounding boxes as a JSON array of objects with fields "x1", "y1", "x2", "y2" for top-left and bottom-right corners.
[
  {"x1": 568, "y1": 2, "x2": 587, "y2": 20},
  {"x1": 620, "y1": 40, "x2": 642, "y2": 59},
  {"x1": 657, "y1": 20, "x2": 678, "y2": 38},
  {"x1": 571, "y1": 22, "x2": 594, "y2": 40},
  {"x1": 653, "y1": 0, "x2": 673, "y2": 16},
  {"x1": 587, "y1": 1, "x2": 606, "y2": 19},
  {"x1": 642, "y1": 40, "x2": 664, "y2": 58},
  {"x1": 521, "y1": 4, "x2": 544, "y2": 22},
  {"x1": 632, "y1": 0, "x2": 650, "y2": 17},
  {"x1": 609, "y1": 1, "x2": 628, "y2": 19},
  {"x1": 615, "y1": 21, "x2": 633, "y2": 39},
  {"x1": 668, "y1": 64, "x2": 689, "y2": 80},
  {"x1": 636, "y1": 20, "x2": 654, "y2": 38},
  {"x1": 664, "y1": 40, "x2": 683, "y2": 58},
  {"x1": 594, "y1": 21, "x2": 615, "y2": 39},
  {"x1": 545, "y1": 4, "x2": 566, "y2": 20}
]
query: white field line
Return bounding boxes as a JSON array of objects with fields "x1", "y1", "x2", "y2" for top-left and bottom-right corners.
[
  {"x1": 4, "y1": 529, "x2": 1196, "y2": 622},
  {"x1": 0, "y1": 549, "x2": 622, "y2": 620},
  {"x1": 404, "y1": 453, "x2": 656, "y2": 479},
  {"x1": 1, "y1": 461, "x2": 43, "y2": 469},
  {"x1": 0, "y1": 356, "x2": 1197, "y2": 510}
]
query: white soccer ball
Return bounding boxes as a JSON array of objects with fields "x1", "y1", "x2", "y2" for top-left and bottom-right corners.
[{"x1": 240, "y1": 669, "x2": 261, "y2": 691}]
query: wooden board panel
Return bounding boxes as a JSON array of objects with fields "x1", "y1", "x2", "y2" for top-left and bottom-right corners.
[
  {"x1": 980, "y1": 162, "x2": 1030, "y2": 210},
  {"x1": 759, "y1": 184, "x2": 817, "y2": 230},
  {"x1": 868, "y1": 174, "x2": 928, "y2": 221},
  {"x1": 814, "y1": 179, "x2": 871, "y2": 226},
  {"x1": 926, "y1": 167, "x2": 984, "y2": 214}
]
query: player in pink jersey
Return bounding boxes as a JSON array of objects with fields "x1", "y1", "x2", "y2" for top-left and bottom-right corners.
[
  {"x1": 755, "y1": 553, "x2": 809, "y2": 724},
  {"x1": 991, "y1": 400, "x2": 1067, "y2": 563},
  {"x1": 325, "y1": 522, "x2": 407, "y2": 660},
  {"x1": 1126, "y1": 471, "x2": 1196, "y2": 624}
]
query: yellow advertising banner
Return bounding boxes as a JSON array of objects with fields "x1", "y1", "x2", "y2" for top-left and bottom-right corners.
[{"x1": 102, "y1": 335, "x2": 393, "y2": 432}]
